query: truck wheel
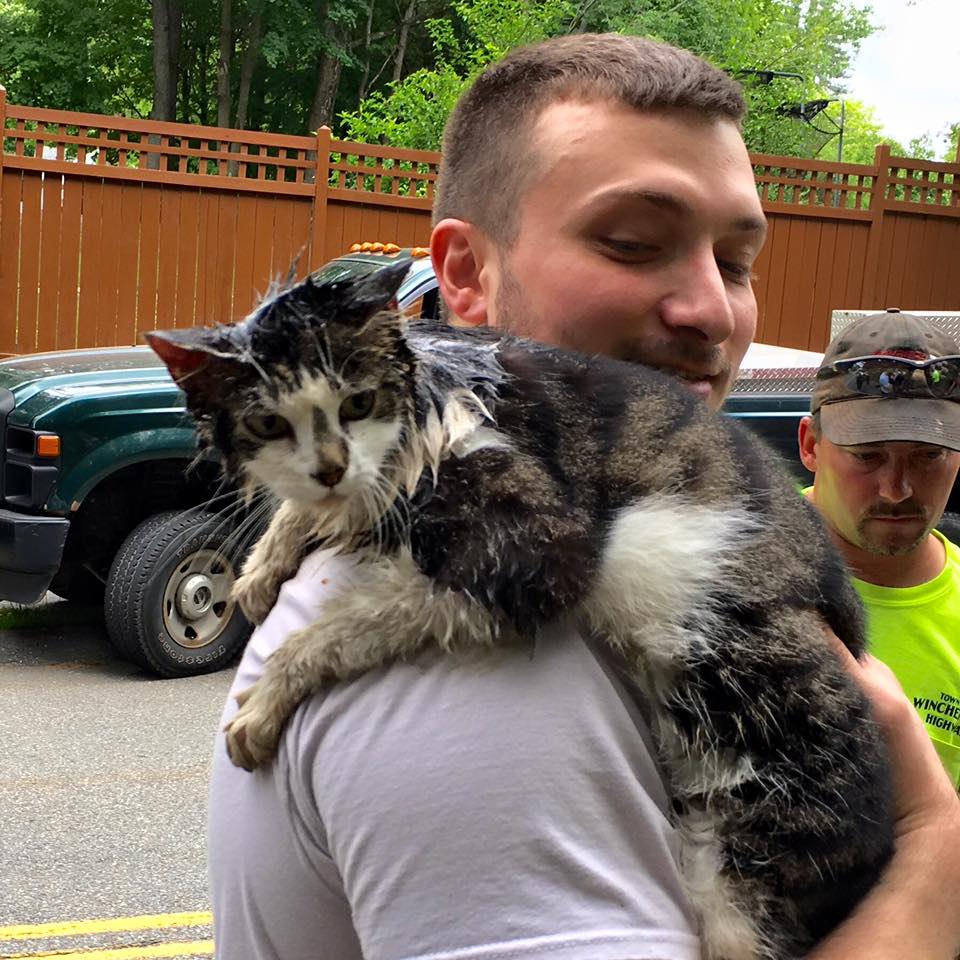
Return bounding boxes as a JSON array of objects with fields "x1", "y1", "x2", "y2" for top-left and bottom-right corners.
[{"x1": 105, "y1": 509, "x2": 253, "y2": 678}]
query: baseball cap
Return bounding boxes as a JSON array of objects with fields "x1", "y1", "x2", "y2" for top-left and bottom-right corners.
[{"x1": 811, "y1": 309, "x2": 960, "y2": 453}]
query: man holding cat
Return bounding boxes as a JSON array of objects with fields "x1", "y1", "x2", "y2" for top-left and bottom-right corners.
[
  {"x1": 207, "y1": 34, "x2": 960, "y2": 960},
  {"x1": 799, "y1": 310, "x2": 960, "y2": 789}
]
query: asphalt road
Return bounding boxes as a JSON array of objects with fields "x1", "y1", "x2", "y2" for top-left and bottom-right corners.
[{"x1": 0, "y1": 605, "x2": 234, "y2": 957}]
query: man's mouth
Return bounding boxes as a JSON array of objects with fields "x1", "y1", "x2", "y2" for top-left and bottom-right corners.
[
  {"x1": 658, "y1": 367, "x2": 720, "y2": 399},
  {"x1": 864, "y1": 512, "x2": 927, "y2": 527}
]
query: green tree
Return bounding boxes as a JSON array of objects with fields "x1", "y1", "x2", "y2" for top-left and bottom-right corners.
[
  {"x1": 340, "y1": 0, "x2": 574, "y2": 148},
  {"x1": 0, "y1": 0, "x2": 153, "y2": 115},
  {"x1": 342, "y1": 0, "x2": 880, "y2": 156}
]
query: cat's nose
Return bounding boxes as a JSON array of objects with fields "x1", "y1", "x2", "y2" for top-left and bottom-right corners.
[{"x1": 313, "y1": 465, "x2": 345, "y2": 488}]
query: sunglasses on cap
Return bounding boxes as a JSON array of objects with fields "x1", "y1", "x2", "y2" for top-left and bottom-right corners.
[{"x1": 816, "y1": 353, "x2": 960, "y2": 399}]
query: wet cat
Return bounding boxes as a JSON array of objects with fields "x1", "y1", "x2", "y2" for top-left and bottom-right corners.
[{"x1": 148, "y1": 262, "x2": 894, "y2": 960}]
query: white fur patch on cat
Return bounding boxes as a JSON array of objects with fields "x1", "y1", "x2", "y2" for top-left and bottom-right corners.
[{"x1": 584, "y1": 495, "x2": 759, "y2": 665}]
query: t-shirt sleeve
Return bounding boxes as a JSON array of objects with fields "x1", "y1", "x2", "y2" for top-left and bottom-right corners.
[{"x1": 283, "y1": 621, "x2": 701, "y2": 960}]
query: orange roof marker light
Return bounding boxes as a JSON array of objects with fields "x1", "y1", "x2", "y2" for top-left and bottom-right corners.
[
  {"x1": 346, "y1": 242, "x2": 419, "y2": 256},
  {"x1": 36, "y1": 434, "x2": 61, "y2": 458}
]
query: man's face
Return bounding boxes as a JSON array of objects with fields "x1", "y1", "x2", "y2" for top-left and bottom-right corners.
[
  {"x1": 806, "y1": 433, "x2": 960, "y2": 556},
  {"x1": 483, "y1": 100, "x2": 766, "y2": 410}
]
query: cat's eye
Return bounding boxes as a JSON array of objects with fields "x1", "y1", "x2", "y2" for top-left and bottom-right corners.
[
  {"x1": 243, "y1": 412, "x2": 292, "y2": 440},
  {"x1": 339, "y1": 390, "x2": 376, "y2": 422}
]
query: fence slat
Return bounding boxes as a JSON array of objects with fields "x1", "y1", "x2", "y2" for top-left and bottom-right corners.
[
  {"x1": 76, "y1": 180, "x2": 103, "y2": 348},
  {"x1": 0, "y1": 170, "x2": 19, "y2": 355},
  {"x1": 55, "y1": 178, "x2": 83, "y2": 349},
  {"x1": 115, "y1": 182, "x2": 142, "y2": 344},
  {"x1": 36, "y1": 174, "x2": 64, "y2": 352}
]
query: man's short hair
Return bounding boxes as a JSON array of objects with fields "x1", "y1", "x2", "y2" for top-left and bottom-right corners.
[{"x1": 433, "y1": 33, "x2": 747, "y2": 244}]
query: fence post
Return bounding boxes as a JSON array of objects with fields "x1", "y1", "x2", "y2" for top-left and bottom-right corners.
[
  {"x1": 861, "y1": 143, "x2": 891, "y2": 309},
  {"x1": 310, "y1": 126, "x2": 332, "y2": 271},
  {"x1": 0, "y1": 85, "x2": 6, "y2": 246}
]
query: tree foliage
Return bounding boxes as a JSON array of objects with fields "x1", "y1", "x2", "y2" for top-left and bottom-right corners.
[{"x1": 343, "y1": 0, "x2": 881, "y2": 156}]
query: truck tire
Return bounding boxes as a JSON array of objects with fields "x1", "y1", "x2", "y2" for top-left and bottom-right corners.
[{"x1": 105, "y1": 509, "x2": 253, "y2": 678}]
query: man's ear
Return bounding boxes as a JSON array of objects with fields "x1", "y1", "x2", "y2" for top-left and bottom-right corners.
[
  {"x1": 430, "y1": 219, "x2": 493, "y2": 328},
  {"x1": 798, "y1": 416, "x2": 819, "y2": 473}
]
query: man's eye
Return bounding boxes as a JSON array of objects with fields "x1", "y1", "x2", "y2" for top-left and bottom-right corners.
[
  {"x1": 601, "y1": 238, "x2": 658, "y2": 257},
  {"x1": 340, "y1": 390, "x2": 376, "y2": 422},
  {"x1": 243, "y1": 413, "x2": 292, "y2": 440},
  {"x1": 717, "y1": 260, "x2": 753, "y2": 283},
  {"x1": 853, "y1": 452, "x2": 881, "y2": 464}
]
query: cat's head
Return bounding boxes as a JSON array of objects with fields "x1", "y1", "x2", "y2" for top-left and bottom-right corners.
[{"x1": 147, "y1": 261, "x2": 417, "y2": 511}]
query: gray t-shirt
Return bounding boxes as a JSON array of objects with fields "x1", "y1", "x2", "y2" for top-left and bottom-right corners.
[{"x1": 208, "y1": 549, "x2": 700, "y2": 960}]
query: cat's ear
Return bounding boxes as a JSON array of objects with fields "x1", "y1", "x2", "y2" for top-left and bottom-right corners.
[
  {"x1": 146, "y1": 327, "x2": 247, "y2": 387},
  {"x1": 339, "y1": 261, "x2": 412, "y2": 321}
]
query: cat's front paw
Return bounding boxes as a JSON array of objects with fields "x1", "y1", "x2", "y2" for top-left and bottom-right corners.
[
  {"x1": 223, "y1": 684, "x2": 286, "y2": 771},
  {"x1": 232, "y1": 568, "x2": 283, "y2": 625}
]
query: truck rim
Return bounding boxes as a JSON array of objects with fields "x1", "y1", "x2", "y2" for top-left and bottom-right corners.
[{"x1": 161, "y1": 548, "x2": 238, "y2": 649}]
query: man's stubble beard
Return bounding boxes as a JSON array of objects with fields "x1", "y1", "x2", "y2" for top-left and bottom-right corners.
[
  {"x1": 494, "y1": 261, "x2": 730, "y2": 386},
  {"x1": 854, "y1": 507, "x2": 932, "y2": 557}
]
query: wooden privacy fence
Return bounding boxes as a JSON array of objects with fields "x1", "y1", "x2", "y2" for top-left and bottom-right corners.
[
  {"x1": 752, "y1": 145, "x2": 960, "y2": 350},
  {"x1": 0, "y1": 86, "x2": 437, "y2": 357},
  {"x1": 3, "y1": 85, "x2": 960, "y2": 356}
]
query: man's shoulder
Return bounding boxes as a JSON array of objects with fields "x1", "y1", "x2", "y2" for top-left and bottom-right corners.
[
  {"x1": 282, "y1": 621, "x2": 669, "y2": 810},
  {"x1": 297, "y1": 621, "x2": 640, "y2": 736}
]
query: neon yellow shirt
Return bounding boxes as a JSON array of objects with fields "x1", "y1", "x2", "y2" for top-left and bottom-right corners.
[
  {"x1": 852, "y1": 530, "x2": 960, "y2": 789},
  {"x1": 801, "y1": 487, "x2": 960, "y2": 786}
]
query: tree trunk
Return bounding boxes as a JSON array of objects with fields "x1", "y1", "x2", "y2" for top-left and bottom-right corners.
[
  {"x1": 356, "y1": 0, "x2": 376, "y2": 102},
  {"x1": 199, "y1": 39, "x2": 209, "y2": 126},
  {"x1": 180, "y1": 36, "x2": 192, "y2": 121},
  {"x1": 148, "y1": 0, "x2": 182, "y2": 168},
  {"x1": 307, "y1": 0, "x2": 343, "y2": 132},
  {"x1": 392, "y1": 0, "x2": 417, "y2": 83},
  {"x1": 234, "y1": 8, "x2": 264, "y2": 131},
  {"x1": 308, "y1": 53, "x2": 343, "y2": 132},
  {"x1": 217, "y1": 0, "x2": 233, "y2": 129},
  {"x1": 150, "y1": 0, "x2": 181, "y2": 121}
]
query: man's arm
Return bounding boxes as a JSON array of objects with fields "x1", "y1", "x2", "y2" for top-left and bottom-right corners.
[{"x1": 809, "y1": 644, "x2": 960, "y2": 960}]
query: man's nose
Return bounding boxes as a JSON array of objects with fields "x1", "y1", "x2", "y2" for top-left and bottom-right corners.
[
  {"x1": 659, "y1": 248, "x2": 737, "y2": 345},
  {"x1": 877, "y1": 462, "x2": 912, "y2": 503}
]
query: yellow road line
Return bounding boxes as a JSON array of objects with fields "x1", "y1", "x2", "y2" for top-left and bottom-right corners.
[
  {"x1": 0, "y1": 914, "x2": 212, "y2": 942},
  {"x1": 1, "y1": 939, "x2": 213, "y2": 959}
]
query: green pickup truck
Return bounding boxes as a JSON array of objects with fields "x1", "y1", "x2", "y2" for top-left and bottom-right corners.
[
  {"x1": 3, "y1": 252, "x2": 956, "y2": 678},
  {"x1": 0, "y1": 250, "x2": 439, "y2": 677}
]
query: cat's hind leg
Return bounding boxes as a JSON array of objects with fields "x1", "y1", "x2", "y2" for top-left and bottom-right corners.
[{"x1": 224, "y1": 550, "x2": 506, "y2": 770}]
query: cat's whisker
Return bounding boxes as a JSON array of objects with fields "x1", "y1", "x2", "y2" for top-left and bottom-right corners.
[{"x1": 196, "y1": 489, "x2": 275, "y2": 576}]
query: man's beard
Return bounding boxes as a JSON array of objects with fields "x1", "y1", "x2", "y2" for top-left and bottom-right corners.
[
  {"x1": 495, "y1": 262, "x2": 729, "y2": 383},
  {"x1": 854, "y1": 502, "x2": 932, "y2": 556}
]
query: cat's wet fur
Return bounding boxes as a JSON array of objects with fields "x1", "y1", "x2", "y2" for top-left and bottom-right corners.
[{"x1": 149, "y1": 261, "x2": 895, "y2": 960}]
